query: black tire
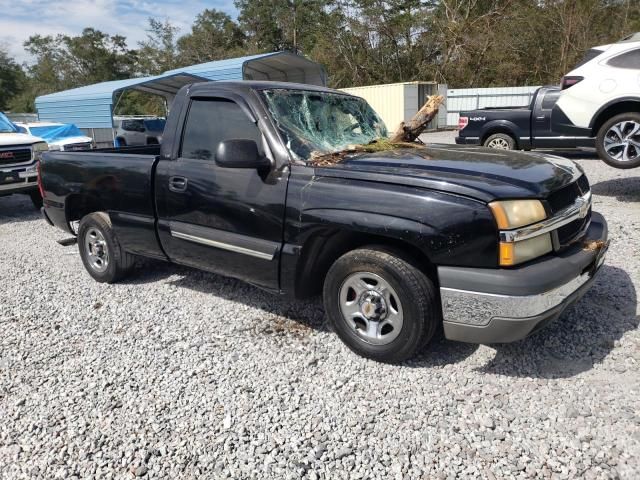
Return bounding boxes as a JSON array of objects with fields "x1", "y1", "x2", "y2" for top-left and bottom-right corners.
[
  {"x1": 596, "y1": 112, "x2": 640, "y2": 169},
  {"x1": 28, "y1": 190, "x2": 43, "y2": 209},
  {"x1": 323, "y1": 248, "x2": 439, "y2": 363},
  {"x1": 483, "y1": 133, "x2": 516, "y2": 150},
  {"x1": 77, "y1": 212, "x2": 135, "y2": 283}
]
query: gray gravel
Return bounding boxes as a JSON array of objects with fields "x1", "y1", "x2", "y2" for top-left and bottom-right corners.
[{"x1": 1, "y1": 144, "x2": 639, "y2": 479}]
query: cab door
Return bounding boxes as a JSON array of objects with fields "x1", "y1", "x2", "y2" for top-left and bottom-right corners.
[{"x1": 155, "y1": 96, "x2": 288, "y2": 290}]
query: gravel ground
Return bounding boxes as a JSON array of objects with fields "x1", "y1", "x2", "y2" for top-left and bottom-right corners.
[{"x1": 1, "y1": 142, "x2": 639, "y2": 479}]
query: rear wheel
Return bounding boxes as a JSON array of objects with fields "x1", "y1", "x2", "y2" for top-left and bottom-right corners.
[
  {"x1": 596, "y1": 113, "x2": 640, "y2": 169},
  {"x1": 323, "y1": 248, "x2": 439, "y2": 363},
  {"x1": 78, "y1": 212, "x2": 135, "y2": 283},
  {"x1": 483, "y1": 133, "x2": 516, "y2": 150}
]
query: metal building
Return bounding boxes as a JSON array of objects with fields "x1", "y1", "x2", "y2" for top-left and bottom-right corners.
[
  {"x1": 341, "y1": 82, "x2": 448, "y2": 133},
  {"x1": 35, "y1": 52, "x2": 327, "y2": 145}
]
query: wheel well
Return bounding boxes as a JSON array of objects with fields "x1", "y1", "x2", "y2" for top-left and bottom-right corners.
[
  {"x1": 65, "y1": 194, "x2": 104, "y2": 231},
  {"x1": 294, "y1": 229, "x2": 437, "y2": 298},
  {"x1": 481, "y1": 128, "x2": 517, "y2": 147},
  {"x1": 591, "y1": 100, "x2": 640, "y2": 136}
]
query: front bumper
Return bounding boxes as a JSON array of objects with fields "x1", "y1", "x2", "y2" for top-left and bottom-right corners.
[
  {"x1": 439, "y1": 212, "x2": 608, "y2": 344},
  {"x1": 0, "y1": 161, "x2": 38, "y2": 195}
]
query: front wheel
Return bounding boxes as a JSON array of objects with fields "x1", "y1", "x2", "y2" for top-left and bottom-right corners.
[
  {"x1": 596, "y1": 113, "x2": 640, "y2": 169},
  {"x1": 323, "y1": 248, "x2": 439, "y2": 363},
  {"x1": 483, "y1": 133, "x2": 516, "y2": 150},
  {"x1": 78, "y1": 212, "x2": 135, "y2": 283}
]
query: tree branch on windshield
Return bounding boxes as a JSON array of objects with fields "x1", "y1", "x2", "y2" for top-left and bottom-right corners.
[{"x1": 310, "y1": 95, "x2": 445, "y2": 166}]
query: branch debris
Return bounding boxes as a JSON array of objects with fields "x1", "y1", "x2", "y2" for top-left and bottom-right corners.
[{"x1": 309, "y1": 95, "x2": 445, "y2": 167}]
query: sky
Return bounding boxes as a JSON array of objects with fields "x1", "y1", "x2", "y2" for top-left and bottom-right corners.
[{"x1": 0, "y1": 0, "x2": 237, "y2": 63}]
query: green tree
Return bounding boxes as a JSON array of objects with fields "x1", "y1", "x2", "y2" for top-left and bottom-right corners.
[
  {"x1": 0, "y1": 46, "x2": 26, "y2": 111},
  {"x1": 137, "y1": 18, "x2": 180, "y2": 75},
  {"x1": 177, "y1": 9, "x2": 247, "y2": 64},
  {"x1": 235, "y1": 0, "x2": 327, "y2": 53}
]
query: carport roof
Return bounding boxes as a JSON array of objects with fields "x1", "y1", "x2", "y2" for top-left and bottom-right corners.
[
  {"x1": 35, "y1": 52, "x2": 326, "y2": 129},
  {"x1": 36, "y1": 72, "x2": 207, "y2": 103}
]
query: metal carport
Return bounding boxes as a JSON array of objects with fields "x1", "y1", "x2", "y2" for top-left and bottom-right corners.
[
  {"x1": 35, "y1": 73, "x2": 207, "y2": 129},
  {"x1": 35, "y1": 52, "x2": 326, "y2": 130}
]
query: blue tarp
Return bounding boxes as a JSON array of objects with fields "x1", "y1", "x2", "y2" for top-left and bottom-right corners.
[
  {"x1": 28, "y1": 124, "x2": 86, "y2": 142},
  {"x1": 0, "y1": 112, "x2": 19, "y2": 133}
]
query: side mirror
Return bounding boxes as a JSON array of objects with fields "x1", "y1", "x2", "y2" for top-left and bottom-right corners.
[{"x1": 215, "y1": 139, "x2": 271, "y2": 170}]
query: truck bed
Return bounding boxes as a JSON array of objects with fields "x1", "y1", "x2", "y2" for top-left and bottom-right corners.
[{"x1": 40, "y1": 147, "x2": 164, "y2": 258}]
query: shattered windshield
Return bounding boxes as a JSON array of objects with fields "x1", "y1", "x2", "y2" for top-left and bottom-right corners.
[{"x1": 261, "y1": 89, "x2": 387, "y2": 162}]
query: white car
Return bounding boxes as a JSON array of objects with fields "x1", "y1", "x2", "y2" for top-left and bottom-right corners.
[
  {"x1": 16, "y1": 122, "x2": 93, "y2": 152},
  {"x1": 1, "y1": 113, "x2": 48, "y2": 208},
  {"x1": 552, "y1": 32, "x2": 640, "y2": 168}
]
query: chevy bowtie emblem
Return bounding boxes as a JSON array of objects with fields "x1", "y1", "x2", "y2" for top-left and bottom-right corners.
[{"x1": 0, "y1": 152, "x2": 15, "y2": 159}]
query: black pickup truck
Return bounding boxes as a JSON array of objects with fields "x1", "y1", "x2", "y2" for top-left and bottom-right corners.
[
  {"x1": 40, "y1": 81, "x2": 608, "y2": 362},
  {"x1": 456, "y1": 86, "x2": 595, "y2": 151}
]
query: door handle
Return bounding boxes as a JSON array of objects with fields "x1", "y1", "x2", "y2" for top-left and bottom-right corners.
[
  {"x1": 169, "y1": 176, "x2": 188, "y2": 192},
  {"x1": 536, "y1": 116, "x2": 546, "y2": 120}
]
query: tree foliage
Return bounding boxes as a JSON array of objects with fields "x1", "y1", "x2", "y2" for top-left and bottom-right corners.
[
  {"x1": 3, "y1": 1, "x2": 638, "y2": 113},
  {"x1": 0, "y1": 46, "x2": 26, "y2": 110}
]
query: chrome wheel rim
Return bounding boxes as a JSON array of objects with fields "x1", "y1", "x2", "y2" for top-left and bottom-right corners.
[
  {"x1": 85, "y1": 228, "x2": 109, "y2": 273},
  {"x1": 338, "y1": 272, "x2": 403, "y2": 345},
  {"x1": 487, "y1": 137, "x2": 510, "y2": 149},
  {"x1": 604, "y1": 120, "x2": 640, "y2": 162}
]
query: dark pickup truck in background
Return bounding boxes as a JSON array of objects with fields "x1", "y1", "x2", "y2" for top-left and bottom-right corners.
[
  {"x1": 40, "y1": 81, "x2": 608, "y2": 362},
  {"x1": 456, "y1": 86, "x2": 595, "y2": 150}
]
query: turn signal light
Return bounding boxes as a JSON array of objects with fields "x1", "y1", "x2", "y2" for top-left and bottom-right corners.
[
  {"x1": 499, "y1": 242, "x2": 515, "y2": 266},
  {"x1": 458, "y1": 116, "x2": 469, "y2": 130}
]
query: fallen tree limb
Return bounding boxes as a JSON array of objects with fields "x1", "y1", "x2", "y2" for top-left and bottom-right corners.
[
  {"x1": 390, "y1": 95, "x2": 445, "y2": 143},
  {"x1": 309, "y1": 95, "x2": 445, "y2": 166}
]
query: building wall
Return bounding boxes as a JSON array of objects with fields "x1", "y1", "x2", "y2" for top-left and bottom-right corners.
[{"x1": 340, "y1": 82, "x2": 447, "y2": 133}]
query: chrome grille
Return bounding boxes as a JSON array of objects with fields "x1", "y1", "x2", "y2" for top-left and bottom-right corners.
[
  {"x1": 557, "y1": 208, "x2": 591, "y2": 246},
  {"x1": 547, "y1": 175, "x2": 590, "y2": 214},
  {"x1": 0, "y1": 148, "x2": 32, "y2": 166},
  {"x1": 547, "y1": 175, "x2": 591, "y2": 248}
]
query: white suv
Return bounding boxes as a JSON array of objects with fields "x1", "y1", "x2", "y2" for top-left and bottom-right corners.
[{"x1": 552, "y1": 33, "x2": 640, "y2": 168}]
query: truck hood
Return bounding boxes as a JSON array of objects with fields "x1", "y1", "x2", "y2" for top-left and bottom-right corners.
[
  {"x1": 0, "y1": 132, "x2": 44, "y2": 146},
  {"x1": 317, "y1": 144, "x2": 583, "y2": 202}
]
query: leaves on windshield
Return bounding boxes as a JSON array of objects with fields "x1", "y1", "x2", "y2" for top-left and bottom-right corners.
[{"x1": 308, "y1": 138, "x2": 425, "y2": 166}]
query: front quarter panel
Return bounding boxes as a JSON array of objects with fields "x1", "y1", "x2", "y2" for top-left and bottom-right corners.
[{"x1": 283, "y1": 166, "x2": 498, "y2": 271}]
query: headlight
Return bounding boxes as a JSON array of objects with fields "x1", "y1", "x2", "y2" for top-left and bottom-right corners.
[
  {"x1": 489, "y1": 199, "x2": 546, "y2": 229},
  {"x1": 490, "y1": 199, "x2": 551, "y2": 266},
  {"x1": 32, "y1": 141, "x2": 49, "y2": 160},
  {"x1": 499, "y1": 234, "x2": 553, "y2": 266}
]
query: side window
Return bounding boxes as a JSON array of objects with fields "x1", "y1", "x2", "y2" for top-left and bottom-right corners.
[
  {"x1": 607, "y1": 49, "x2": 640, "y2": 69},
  {"x1": 180, "y1": 99, "x2": 263, "y2": 161},
  {"x1": 541, "y1": 91, "x2": 560, "y2": 110}
]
